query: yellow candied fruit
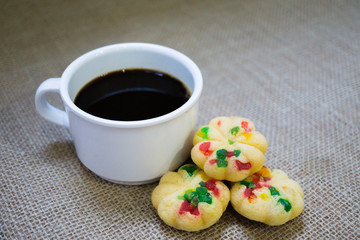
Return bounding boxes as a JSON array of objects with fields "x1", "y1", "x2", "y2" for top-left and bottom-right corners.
[
  {"x1": 259, "y1": 193, "x2": 270, "y2": 201},
  {"x1": 242, "y1": 132, "x2": 252, "y2": 141},
  {"x1": 259, "y1": 166, "x2": 271, "y2": 178}
]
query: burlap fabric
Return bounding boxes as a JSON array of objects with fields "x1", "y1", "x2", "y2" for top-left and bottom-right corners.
[{"x1": 1, "y1": 0, "x2": 359, "y2": 239}]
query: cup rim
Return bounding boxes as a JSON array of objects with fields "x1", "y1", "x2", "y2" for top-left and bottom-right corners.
[{"x1": 60, "y1": 42, "x2": 203, "y2": 128}]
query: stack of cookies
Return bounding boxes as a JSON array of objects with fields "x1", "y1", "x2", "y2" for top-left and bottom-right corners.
[{"x1": 152, "y1": 116, "x2": 304, "y2": 231}]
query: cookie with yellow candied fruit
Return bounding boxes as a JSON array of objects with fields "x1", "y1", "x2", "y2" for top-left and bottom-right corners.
[
  {"x1": 230, "y1": 166, "x2": 304, "y2": 225},
  {"x1": 191, "y1": 116, "x2": 267, "y2": 182},
  {"x1": 151, "y1": 164, "x2": 230, "y2": 232}
]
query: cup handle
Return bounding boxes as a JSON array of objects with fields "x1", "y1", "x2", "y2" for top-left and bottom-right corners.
[{"x1": 35, "y1": 78, "x2": 69, "y2": 128}]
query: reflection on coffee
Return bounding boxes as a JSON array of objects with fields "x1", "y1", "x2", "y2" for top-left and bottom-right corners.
[{"x1": 74, "y1": 69, "x2": 191, "y2": 121}]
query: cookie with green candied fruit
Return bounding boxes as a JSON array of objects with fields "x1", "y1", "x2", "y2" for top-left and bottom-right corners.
[
  {"x1": 191, "y1": 116, "x2": 267, "y2": 182},
  {"x1": 230, "y1": 166, "x2": 304, "y2": 225},
  {"x1": 151, "y1": 164, "x2": 230, "y2": 232}
]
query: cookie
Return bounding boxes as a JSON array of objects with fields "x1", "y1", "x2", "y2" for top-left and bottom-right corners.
[
  {"x1": 230, "y1": 166, "x2": 304, "y2": 225},
  {"x1": 191, "y1": 116, "x2": 267, "y2": 182},
  {"x1": 151, "y1": 164, "x2": 230, "y2": 231}
]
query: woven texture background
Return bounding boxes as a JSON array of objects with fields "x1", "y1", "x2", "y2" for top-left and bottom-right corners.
[{"x1": 1, "y1": 0, "x2": 359, "y2": 239}]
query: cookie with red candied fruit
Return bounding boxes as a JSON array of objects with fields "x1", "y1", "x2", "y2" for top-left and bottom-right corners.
[
  {"x1": 191, "y1": 116, "x2": 267, "y2": 182},
  {"x1": 230, "y1": 166, "x2": 304, "y2": 225},
  {"x1": 151, "y1": 164, "x2": 230, "y2": 232}
]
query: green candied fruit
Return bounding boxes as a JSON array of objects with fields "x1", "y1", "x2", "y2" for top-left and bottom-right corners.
[
  {"x1": 198, "y1": 192, "x2": 212, "y2": 204},
  {"x1": 184, "y1": 189, "x2": 197, "y2": 201},
  {"x1": 190, "y1": 196, "x2": 199, "y2": 206},
  {"x1": 201, "y1": 127, "x2": 210, "y2": 139},
  {"x1": 228, "y1": 139, "x2": 235, "y2": 145},
  {"x1": 177, "y1": 195, "x2": 185, "y2": 200},
  {"x1": 278, "y1": 198, "x2": 292, "y2": 212},
  {"x1": 239, "y1": 180, "x2": 250, "y2": 188},
  {"x1": 199, "y1": 181, "x2": 206, "y2": 187},
  {"x1": 216, "y1": 158, "x2": 228, "y2": 168},
  {"x1": 196, "y1": 186, "x2": 208, "y2": 195},
  {"x1": 230, "y1": 126, "x2": 240, "y2": 135},
  {"x1": 179, "y1": 184, "x2": 213, "y2": 207},
  {"x1": 181, "y1": 165, "x2": 198, "y2": 177},
  {"x1": 269, "y1": 186, "x2": 280, "y2": 196},
  {"x1": 248, "y1": 181, "x2": 255, "y2": 189},
  {"x1": 216, "y1": 149, "x2": 228, "y2": 160},
  {"x1": 239, "y1": 180, "x2": 255, "y2": 189},
  {"x1": 234, "y1": 149, "x2": 241, "y2": 157}
]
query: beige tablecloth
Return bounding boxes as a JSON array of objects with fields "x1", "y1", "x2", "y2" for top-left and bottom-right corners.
[{"x1": 1, "y1": 0, "x2": 359, "y2": 239}]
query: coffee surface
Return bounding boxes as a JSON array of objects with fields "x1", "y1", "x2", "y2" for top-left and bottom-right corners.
[{"x1": 74, "y1": 69, "x2": 191, "y2": 121}]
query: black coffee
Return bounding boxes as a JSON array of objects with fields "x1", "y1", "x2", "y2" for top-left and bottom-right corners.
[{"x1": 74, "y1": 69, "x2": 191, "y2": 121}]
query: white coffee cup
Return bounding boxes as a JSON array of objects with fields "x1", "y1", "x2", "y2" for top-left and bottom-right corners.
[{"x1": 35, "y1": 43, "x2": 203, "y2": 185}]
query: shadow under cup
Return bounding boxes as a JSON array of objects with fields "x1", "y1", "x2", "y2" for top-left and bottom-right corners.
[{"x1": 59, "y1": 43, "x2": 203, "y2": 185}]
